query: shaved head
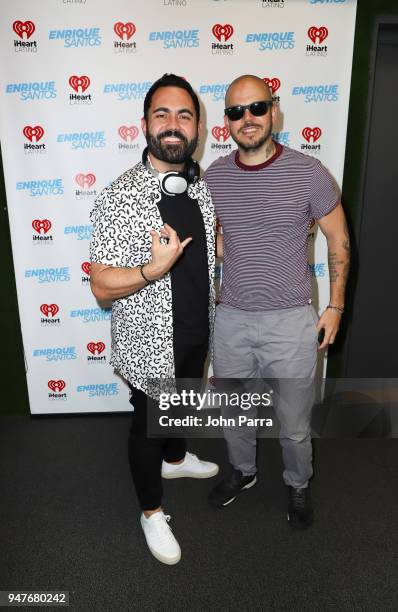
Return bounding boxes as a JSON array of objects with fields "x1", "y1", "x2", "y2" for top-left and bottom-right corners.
[
  {"x1": 223, "y1": 74, "x2": 276, "y2": 155},
  {"x1": 225, "y1": 74, "x2": 272, "y2": 107}
]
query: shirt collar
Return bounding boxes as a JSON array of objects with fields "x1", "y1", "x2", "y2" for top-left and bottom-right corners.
[{"x1": 234, "y1": 141, "x2": 283, "y2": 171}]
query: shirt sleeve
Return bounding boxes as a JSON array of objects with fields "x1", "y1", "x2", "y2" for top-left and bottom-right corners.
[
  {"x1": 309, "y1": 159, "x2": 339, "y2": 219},
  {"x1": 89, "y1": 190, "x2": 132, "y2": 267}
]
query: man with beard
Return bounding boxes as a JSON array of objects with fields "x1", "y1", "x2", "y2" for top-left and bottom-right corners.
[
  {"x1": 205, "y1": 75, "x2": 350, "y2": 528},
  {"x1": 90, "y1": 74, "x2": 218, "y2": 565}
]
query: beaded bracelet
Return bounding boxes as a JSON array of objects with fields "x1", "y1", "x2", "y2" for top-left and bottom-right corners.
[
  {"x1": 326, "y1": 304, "x2": 344, "y2": 314},
  {"x1": 139, "y1": 264, "x2": 153, "y2": 284}
]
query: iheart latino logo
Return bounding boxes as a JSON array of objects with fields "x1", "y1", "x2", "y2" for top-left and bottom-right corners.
[
  {"x1": 48, "y1": 380, "x2": 66, "y2": 393},
  {"x1": 13, "y1": 20, "x2": 35, "y2": 39},
  {"x1": 302, "y1": 127, "x2": 322, "y2": 143},
  {"x1": 212, "y1": 24, "x2": 234, "y2": 42},
  {"x1": 263, "y1": 77, "x2": 281, "y2": 94},
  {"x1": 75, "y1": 173, "x2": 96, "y2": 188},
  {"x1": 212, "y1": 126, "x2": 230, "y2": 142},
  {"x1": 87, "y1": 342, "x2": 105, "y2": 355},
  {"x1": 23, "y1": 126, "x2": 44, "y2": 142},
  {"x1": 69, "y1": 75, "x2": 90, "y2": 93},
  {"x1": 118, "y1": 126, "x2": 139, "y2": 141},
  {"x1": 81, "y1": 262, "x2": 91, "y2": 276},
  {"x1": 40, "y1": 304, "x2": 59, "y2": 317},
  {"x1": 32, "y1": 219, "x2": 51, "y2": 234},
  {"x1": 114, "y1": 22, "x2": 136, "y2": 40},
  {"x1": 308, "y1": 26, "x2": 328, "y2": 44}
]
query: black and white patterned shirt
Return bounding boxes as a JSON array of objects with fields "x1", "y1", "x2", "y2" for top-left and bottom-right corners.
[{"x1": 90, "y1": 162, "x2": 216, "y2": 396}]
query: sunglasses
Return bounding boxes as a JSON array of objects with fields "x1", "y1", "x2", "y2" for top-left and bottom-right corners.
[{"x1": 224, "y1": 100, "x2": 273, "y2": 122}]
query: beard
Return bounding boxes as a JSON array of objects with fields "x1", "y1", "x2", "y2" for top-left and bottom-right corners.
[
  {"x1": 232, "y1": 121, "x2": 273, "y2": 152},
  {"x1": 146, "y1": 129, "x2": 198, "y2": 164}
]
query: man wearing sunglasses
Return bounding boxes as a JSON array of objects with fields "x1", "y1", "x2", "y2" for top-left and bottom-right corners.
[{"x1": 204, "y1": 74, "x2": 350, "y2": 528}]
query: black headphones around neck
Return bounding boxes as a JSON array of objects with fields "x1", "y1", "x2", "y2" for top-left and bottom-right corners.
[{"x1": 142, "y1": 146, "x2": 199, "y2": 196}]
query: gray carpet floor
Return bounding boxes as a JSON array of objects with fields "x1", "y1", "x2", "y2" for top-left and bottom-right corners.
[{"x1": 1, "y1": 415, "x2": 398, "y2": 611}]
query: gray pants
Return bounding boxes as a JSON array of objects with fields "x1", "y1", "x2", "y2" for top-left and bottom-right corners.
[{"x1": 213, "y1": 303, "x2": 318, "y2": 488}]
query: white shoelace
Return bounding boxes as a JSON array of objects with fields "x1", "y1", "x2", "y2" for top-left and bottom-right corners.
[
  {"x1": 185, "y1": 452, "x2": 200, "y2": 463},
  {"x1": 151, "y1": 513, "x2": 174, "y2": 543}
]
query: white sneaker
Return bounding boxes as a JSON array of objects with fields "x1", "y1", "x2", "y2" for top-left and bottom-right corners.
[
  {"x1": 140, "y1": 511, "x2": 181, "y2": 565},
  {"x1": 162, "y1": 452, "x2": 219, "y2": 479}
]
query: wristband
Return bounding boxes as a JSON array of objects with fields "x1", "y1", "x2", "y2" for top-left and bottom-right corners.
[
  {"x1": 326, "y1": 304, "x2": 344, "y2": 314},
  {"x1": 139, "y1": 264, "x2": 154, "y2": 284}
]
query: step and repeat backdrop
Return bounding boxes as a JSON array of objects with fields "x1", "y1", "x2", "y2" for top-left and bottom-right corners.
[{"x1": 0, "y1": 0, "x2": 357, "y2": 414}]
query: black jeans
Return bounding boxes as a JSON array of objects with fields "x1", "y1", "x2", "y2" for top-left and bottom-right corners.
[{"x1": 128, "y1": 335, "x2": 208, "y2": 511}]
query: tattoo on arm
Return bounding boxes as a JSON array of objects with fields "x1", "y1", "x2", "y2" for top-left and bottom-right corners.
[
  {"x1": 342, "y1": 219, "x2": 351, "y2": 253},
  {"x1": 325, "y1": 217, "x2": 351, "y2": 308},
  {"x1": 342, "y1": 221, "x2": 351, "y2": 283},
  {"x1": 342, "y1": 260, "x2": 350, "y2": 285},
  {"x1": 328, "y1": 252, "x2": 345, "y2": 283},
  {"x1": 328, "y1": 241, "x2": 350, "y2": 287}
]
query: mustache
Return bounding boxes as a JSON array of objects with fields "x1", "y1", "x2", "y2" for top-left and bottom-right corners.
[
  {"x1": 157, "y1": 129, "x2": 187, "y2": 143},
  {"x1": 238, "y1": 122, "x2": 263, "y2": 133}
]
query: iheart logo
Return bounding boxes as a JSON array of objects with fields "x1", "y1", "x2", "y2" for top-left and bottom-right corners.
[
  {"x1": 212, "y1": 126, "x2": 230, "y2": 142},
  {"x1": 13, "y1": 20, "x2": 35, "y2": 39},
  {"x1": 118, "y1": 126, "x2": 139, "y2": 142},
  {"x1": 212, "y1": 24, "x2": 234, "y2": 42},
  {"x1": 308, "y1": 26, "x2": 328, "y2": 44},
  {"x1": 32, "y1": 219, "x2": 51, "y2": 234},
  {"x1": 40, "y1": 304, "x2": 59, "y2": 317},
  {"x1": 69, "y1": 75, "x2": 90, "y2": 93},
  {"x1": 81, "y1": 262, "x2": 91, "y2": 276},
  {"x1": 87, "y1": 342, "x2": 106, "y2": 355},
  {"x1": 23, "y1": 126, "x2": 44, "y2": 142},
  {"x1": 48, "y1": 380, "x2": 66, "y2": 393},
  {"x1": 75, "y1": 173, "x2": 96, "y2": 188},
  {"x1": 302, "y1": 127, "x2": 322, "y2": 143},
  {"x1": 114, "y1": 22, "x2": 136, "y2": 40},
  {"x1": 263, "y1": 77, "x2": 281, "y2": 94}
]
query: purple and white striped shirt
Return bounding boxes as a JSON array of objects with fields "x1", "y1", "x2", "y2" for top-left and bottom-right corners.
[{"x1": 204, "y1": 143, "x2": 338, "y2": 311}]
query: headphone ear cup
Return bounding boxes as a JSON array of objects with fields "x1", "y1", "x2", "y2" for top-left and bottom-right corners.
[
  {"x1": 186, "y1": 159, "x2": 200, "y2": 184},
  {"x1": 144, "y1": 149, "x2": 199, "y2": 187}
]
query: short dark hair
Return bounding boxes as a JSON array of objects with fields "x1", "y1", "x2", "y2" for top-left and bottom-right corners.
[{"x1": 143, "y1": 73, "x2": 200, "y2": 121}]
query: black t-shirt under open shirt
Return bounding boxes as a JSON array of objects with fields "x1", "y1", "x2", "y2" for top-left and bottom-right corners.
[{"x1": 156, "y1": 191, "x2": 209, "y2": 342}]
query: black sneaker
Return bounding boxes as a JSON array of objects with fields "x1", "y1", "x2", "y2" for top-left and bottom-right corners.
[
  {"x1": 208, "y1": 468, "x2": 257, "y2": 508},
  {"x1": 287, "y1": 485, "x2": 314, "y2": 529}
]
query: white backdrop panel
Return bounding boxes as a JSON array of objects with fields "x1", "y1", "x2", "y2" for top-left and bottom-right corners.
[{"x1": 0, "y1": 0, "x2": 357, "y2": 413}]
